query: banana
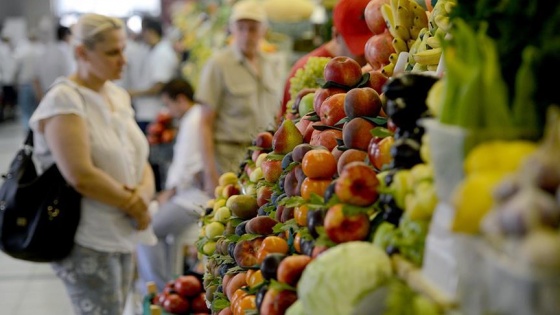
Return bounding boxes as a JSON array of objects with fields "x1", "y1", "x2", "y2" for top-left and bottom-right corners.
[
  {"x1": 411, "y1": 4, "x2": 429, "y2": 29},
  {"x1": 381, "y1": 4, "x2": 398, "y2": 38},
  {"x1": 410, "y1": 25, "x2": 421, "y2": 39},
  {"x1": 389, "y1": 53, "x2": 399, "y2": 64},
  {"x1": 407, "y1": 39, "x2": 416, "y2": 49},
  {"x1": 426, "y1": 36, "x2": 441, "y2": 48},
  {"x1": 444, "y1": 1, "x2": 456, "y2": 15},
  {"x1": 427, "y1": 64, "x2": 438, "y2": 71},
  {"x1": 407, "y1": 37, "x2": 421, "y2": 65},
  {"x1": 395, "y1": 25, "x2": 411, "y2": 41},
  {"x1": 396, "y1": 5, "x2": 413, "y2": 28},
  {"x1": 392, "y1": 36, "x2": 409, "y2": 54},
  {"x1": 390, "y1": 0, "x2": 399, "y2": 16},
  {"x1": 382, "y1": 62, "x2": 395, "y2": 77},
  {"x1": 413, "y1": 47, "x2": 442, "y2": 65},
  {"x1": 434, "y1": 15, "x2": 451, "y2": 32}
]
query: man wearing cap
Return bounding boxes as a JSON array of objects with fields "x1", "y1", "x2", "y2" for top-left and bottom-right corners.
[
  {"x1": 279, "y1": 0, "x2": 373, "y2": 118},
  {"x1": 196, "y1": 0, "x2": 283, "y2": 194}
]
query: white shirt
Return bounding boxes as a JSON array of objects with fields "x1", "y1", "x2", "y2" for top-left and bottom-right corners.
[
  {"x1": 133, "y1": 39, "x2": 179, "y2": 122},
  {"x1": 34, "y1": 41, "x2": 75, "y2": 93},
  {"x1": 115, "y1": 39, "x2": 149, "y2": 90},
  {"x1": 29, "y1": 77, "x2": 150, "y2": 253},
  {"x1": 0, "y1": 42, "x2": 17, "y2": 85},
  {"x1": 15, "y1": 40, "x2": 45, "y2": 85},
  {"x1": 165, "y1": 104, "x2": 210, "y2": 208}
]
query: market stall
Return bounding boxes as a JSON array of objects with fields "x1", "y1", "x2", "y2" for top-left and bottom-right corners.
[{"x1": 145, "y1": 0, "x2": 560, "y2": 314}]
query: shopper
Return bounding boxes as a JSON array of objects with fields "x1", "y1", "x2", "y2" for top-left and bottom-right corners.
[
  {"x1": 15, "y1": 30, "x2": 45, "y2": 130},
  {"x1": 0, "y1": 35, "x2": 18, "y2": 121},
  {"x1": 279, "y1": 0, "x2": 373, "y2": 117},
  {"x1": 28, "y1": 13, "x2": 155, "y2": 315},
  {"x1": 136, "y1": 78, "x2": 210, "y2": 293},
  {"x1": 196, "y1": 0, "x2": 283, "y2": 195},
  {"x1": 127, "y1": 17, "x2": 180, "y2": 134},
  {"x1": 33, "y1": 25, "x2": 75, "y2": 101}
]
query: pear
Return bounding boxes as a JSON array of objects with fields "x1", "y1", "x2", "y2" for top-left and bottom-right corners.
[{"x1": 272, "y1": 119, "x2": 304, "y2": 154}]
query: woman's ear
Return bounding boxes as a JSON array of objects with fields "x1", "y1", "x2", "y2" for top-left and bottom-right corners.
[{"x1": 74, "y1": 45, "x2": 88, "y2": 61}]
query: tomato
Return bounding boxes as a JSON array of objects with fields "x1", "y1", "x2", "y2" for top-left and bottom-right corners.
[{"x1": 302, "y1": 150, "x2": 337, "y2": 179}]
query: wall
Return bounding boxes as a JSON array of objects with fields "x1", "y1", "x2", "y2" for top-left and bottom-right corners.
[{"x1": 0, "y1": 0, "x2": 53, "y2": 25}]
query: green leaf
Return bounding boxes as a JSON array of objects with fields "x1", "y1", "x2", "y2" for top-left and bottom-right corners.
[
  {"x1": 309, "y1": 193, "x2": 325, "y2": 205},
  {"x1": 325, "y1": 194, "x2": 341, "y2": 208},
  {"x1": 272, "y1": 222, "x2": 285, "y2": 234},
  {"x1": 363, "y1": 116, "x2": 388, "y2": 126},
  {"x1": 335, "y1": 116, "x2": 351, "y2": 126},
  {"x1": 278, "y1": 196, "x2": 305, "y2": 208},
  {"x1": 247, "y1": 145, "x2": 262, "y2": 151},
  {"x1": 211, "y1": 296, "x2": 230, "y2": 312},
  {"x1": 370, "y1": 127, "x2": 394, "y2": 138},
  {"x1": 269, "y1": 279, "x2": 297, "y2": 292},
  {"x1": 336, "y1": 145, "x2": 350, "y2": 151},
  {"x1": 226, "y1": 234, "x2": 240, "y2": 243},
  {"x1": 306, "y1": 112, "x2": 321, "y2": 122},
  {"x1": 355, "y1": 72, "x2": 371, "y2": 88},
  {"x1": 342, "y1": 204, "x2": 375, "y2": 216},
  {"x1": 225, "y1": 265, "x2": 246, "y2": 275},
  {"x1": 266, "y1": 153, "x2": 285, "y2": 161},
  {"x1": 284, "y1": 161, "x2": 301, "y2": 173},
  {"x1": 314, "y1": 226, "x2": 337, "y2": 248},
  {"x1": 312, "y1": 124, "x2": 343, "y2": 132}
]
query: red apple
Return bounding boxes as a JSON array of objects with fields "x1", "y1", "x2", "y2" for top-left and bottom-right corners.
[
  {"x1": 190, "y1": 292, "x2": 210, "y2": 313},
  {"x1": 277, "y1": 255, "x2": 312, "y2": 287},
  {"x1": 320, "y1": 93, "x2": 347, "y2": 126},
  {"x1": 344, "y1": 87, "x2": 382, "y2": 119},
  {"x1": 255, "y1": 131, "x2": 274, "y2": 150},
  {"x1": 364, "y1": 0, "x2": 391, "y2": 35},
  {"x1": 261, "y1": 158, "x2": 283, "y2": 183},
  {"x1": 368, "y1": 136, "x2": 394, "y2": 171},
  {"x1": 309, "y1": 129, "x2": 343, "y2": 152},
  {"x1": 313, "y1": 87, "x2": 347, "y2": 116},
  {"x1": 147, "y1": 122, "x2": 165, "y2": 136},
  {"x1": 366, "y1": 71, "x2": 389, "y2": 95},
  {"x1": 174, "y1": 275, "x2": 203, "y2": 298},
  {"x1": 323, "y1": 56, "x2": 363, "y2": 87},
  {"x1": 163, "y1": 294, "x2": 190, "y2": 314},
  {"x1": 365, "y1": 31, "x2": 395, "y2": 70},
  {"x1": 156, "y1": 111, "x2": 173, "y2": 125},
  {"x1": 335, "y1": 161, "x2": 379, "y2": 206},
  {"x1": 324, "y1": 204, "x2": 370, "y2": 243}
]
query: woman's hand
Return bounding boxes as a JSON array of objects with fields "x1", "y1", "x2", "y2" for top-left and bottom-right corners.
[{"x1": 122, "y1": 190, "x2": 151, "y2": 230}]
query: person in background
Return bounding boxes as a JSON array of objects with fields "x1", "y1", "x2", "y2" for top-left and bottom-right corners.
[
  {"x1": 28, "y1": 13, "x2": 155, "y2": 315},
  {"x1": 196, "y1": 0, "x2": 283, "y2": 196},
  {"x1": 278, "y1": 0, "x2": 373, "y2": 118},
  {"x1": 15, "y1": 29, "x2": 45, "y2": 130},
  {"x1": 136, "y1": 78, "x2": 210, "y2": 293},
  {"x1": 0, "y1": 35, "x2": 18, "y2": 121},
  {"x1": 127, "y1": 17, "x2": 179, "y2": 134},
  {"x1": 33, "y1": 25, "x2": 75, "y2": 101}
]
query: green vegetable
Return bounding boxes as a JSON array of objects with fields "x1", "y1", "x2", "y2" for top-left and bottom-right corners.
[{"x1": 297, "y1": 242, "x2": 392, "y2": 315}]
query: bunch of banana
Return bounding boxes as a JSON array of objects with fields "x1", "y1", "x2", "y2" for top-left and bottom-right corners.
[
  {"x1": 405, "y1": 0, "x2": 457, "y2": 72},
  {"x1": 381, "y1": 0, "x2": 429, "y2": 56}
]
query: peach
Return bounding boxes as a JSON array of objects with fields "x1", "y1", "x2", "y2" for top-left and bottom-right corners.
[
  {"x1": 320, "y1": 93, "x2": 347, "y2": 126},
  {"x1": 245, "y1": 216, "x2": 279, "y2": 236},
  {"x1": 292, "y1": 143, "x2": 315, "y2": 163},
  {"x1": 365, "y1": 70, "x2": 389, "y2": 95},
  {"x1": 310, "y1": 129, "x2": 343, "y2": 152},
  {"x1": 324, "y1": 204, "x2": 370, "y2": 243},
  {"x1": 337, "y1": 148, "x2": 369, "y2": 175},
  {"x1": 257, "y1": 185, "x2": 274, "y2": 207},
  {"x1": 225, "y1": 271, "x2": 247, "y2": 301},
  {"x1": 255, "y1": 131, "x2": 273, "y2": 150},
  {"x1": 261, "y1": 158, "x2": 282, "y2": 183},
  {"x1": 344, "y1": 87, "x2": 382, "y2": 118},
  {"x1": 259, "y1": 288, "x2": 298, "y2": 315},
  {"x1": 335, "y1": 161, "x2": 380, "y2": 206},
  {"x1": 342, "y1": 117, "x2": 376, "y2": 151},
  {"x1": 295, "y1": 115, "x2": 312, "y2": 135},
  {"x1": 233, "y1": 238, "x2": 264, "y2": 268},
  {"x1": 331, "y1": 146, "x2": 344, "y2": 163},
  {"x1": 313, "y1": 87, "x2": 346, "y2": 116},
  {"x1": 277, "y1": 255, "x2": 312, "y2": 287}
]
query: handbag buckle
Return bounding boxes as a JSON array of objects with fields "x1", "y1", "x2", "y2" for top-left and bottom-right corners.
[{"x1": 47, "y1": 206, "x2": 60, "y2": 220}]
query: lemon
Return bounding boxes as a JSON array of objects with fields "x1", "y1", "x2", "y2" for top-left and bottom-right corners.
[
  {"x1": 219, "y1": 172, "x2": 238, "y2": 186},
  {"x1": 451, "y1": 172, "x2": 505, "y2": 234},
  {"x1": 464, "y1": 140, "x2": 537, "y2": 175}
]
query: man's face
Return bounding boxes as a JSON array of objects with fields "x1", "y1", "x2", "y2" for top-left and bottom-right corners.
[{"x1": 231, "y1": 19, "x2": 266, "y2": 56}]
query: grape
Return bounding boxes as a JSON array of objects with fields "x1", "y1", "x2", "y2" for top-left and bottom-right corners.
[{"x1": 288, "y1": 56, "x2": 332, "y2": 103}]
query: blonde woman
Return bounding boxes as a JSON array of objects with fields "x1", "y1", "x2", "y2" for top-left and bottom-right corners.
[{"x1": 29, "y1": 13, "x2": 155, "y2": 314}]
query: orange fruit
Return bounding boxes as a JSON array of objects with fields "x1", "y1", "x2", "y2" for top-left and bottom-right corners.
[
  {"x1": 300, "y1": 177, "x2": 332, "y2": 200},
  {"x1": 246, "y1": 270, "x2": 265, "y2": 288},
  {"x1": 294, "y1": 204, "x2": 309, "y2": 227},
  {"x1": 302, "y1": 149, "x2": 337, "y2": 179}
]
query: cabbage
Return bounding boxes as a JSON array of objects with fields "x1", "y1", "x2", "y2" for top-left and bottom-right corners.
[
  {"x1": 286, "y1": 300, "x2": 306, "y2": 315},
  {"x1": 297, "y1": 242, "x2": 393, "y2": 315}
]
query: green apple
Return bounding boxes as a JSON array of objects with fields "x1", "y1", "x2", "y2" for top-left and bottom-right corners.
[
  {"x1": 249, "y1": 167, "x2": 264, "y2": 183},
  {"x1": 299, "y1": 92, "x2": 315, "y2": 117},
  {"x1": 214, "y1": 206, "x2": 232, "y2": 223},
  {"x1": 202, "y1": 240, "x2": 217, "y2": 255},
  {"x1": 255, "y1": 153, "x2": 268, "y2": 168},
  {"x1": 205, "y1": 221, "x2": 225, "y2": 239}
]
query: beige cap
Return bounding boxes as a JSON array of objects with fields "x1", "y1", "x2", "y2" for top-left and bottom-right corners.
[{"x1": 230, "y1": 0, "x2": 268, "y2": 24}]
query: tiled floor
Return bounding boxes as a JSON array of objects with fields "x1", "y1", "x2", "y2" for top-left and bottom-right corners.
[{"x1": 0, "y1": 118, "x2": 138, "y2": 315}]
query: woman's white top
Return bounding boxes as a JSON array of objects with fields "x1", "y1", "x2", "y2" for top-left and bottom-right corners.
[{"x1": 29, "y1": 77, "x2": 150, "y2": 253}]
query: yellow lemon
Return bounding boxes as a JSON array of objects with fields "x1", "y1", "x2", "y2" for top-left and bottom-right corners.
[{"x1": 464, "y1": 140, "x2": 537, "y2": 175}]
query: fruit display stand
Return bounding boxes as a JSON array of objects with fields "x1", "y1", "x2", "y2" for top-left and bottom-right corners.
[{"x1": 152, "y1": 0, "x2": 560, "y2": 314}]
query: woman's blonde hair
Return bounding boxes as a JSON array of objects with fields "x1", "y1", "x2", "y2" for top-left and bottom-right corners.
[{"x1": 73, "y1": 13, "x2": 124, "y2": 49}]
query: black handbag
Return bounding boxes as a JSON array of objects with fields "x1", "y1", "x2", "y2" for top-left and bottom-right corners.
[{"x1": 0, "y1": 131, "x2": 81, "y2": 262}]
